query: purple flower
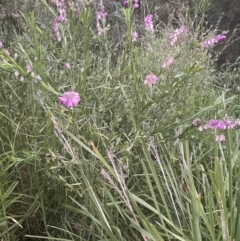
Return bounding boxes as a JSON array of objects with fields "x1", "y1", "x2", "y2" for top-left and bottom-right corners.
[
  {"x1": 170, "y1": 36, "x2": 178, "y2": 46},
  {"x1": 58, "y1": 8, "x2": 67, "y2": 21},
  {"x1": 192, "y1": 118, "x2": 200, "y2": 126},
  {"x1": 56, "y1": 16, "x2": 64, "y2": 23},
  {"x1": 202, "y1": 34, "x2": 226, "y2": 48},
  {"x1": 174, "y1": 26, "x2": 185, "y2": 35},
  {"x1": 132, "y1": 31, "x2": 138, "y2": 42},
  {"x1": 216, "y1": 34, "x2": 226, "y2": 42},
  {"x1": 133, "y1": 0, "x2": 139, "y2": 9},
  {"x1": 53, "y1": 22, "x2": 59, "y2": 34},
  {"x1": 224, "y1": 119, "x2": 235, "y2": 129},
  {"x1": 198, "y1": 118, "x2": 235, "y2": 130},
  {"x1": 0, "y1": 41, "x2": 3, "y2": 48},
  {"x1": 65, "y1": 63, "x2": 71, "y2": 69},
  {"x1": 215, "y1": 134, "x2": 226, "y2": 142},
  {"x1": 144, "y1": 74, "x2": 158, "y2": 87},
  {"x1": 202, "y1": 38, "x2": 217, "y2": 48},
  {"x1": 169, "y1": 26, "x2": 185, "y2": 46},
  {"x1": 162, "y1": 57, "x2": 174, "y2": 69},
  {"x1": 26, "y1": 64, "x2": 32, "y2": 73},
  {"x1": 97, "y1": 11, "x2": 107, "y2": 20},
  {"x1": 123, "y1": 0, "x2": 129, "y2": 8},
  {"x1": 144, "y1": 14, "x2": 154, "y2": 31},
  {"x1": 204, "y1": 119, "x2": 226, "y2": 130},
  {"x1": 96, "y1": 9, "x2": 107, "y2": 36},
  {"x1": 96, "y1": 22, "x2": 104, "y2": 36},
  {"x1": 53, "y1": 22, "x2": 61, "y2": 42},
  {"x1": 55, "y1": 0, "x2": 61, "y2": 7},
  {"x1": 207, "y1": 119, "x2": 224, "y2": 129},
  {"x1": 53, "y1": 0, "x2": 68, "y2": 42},
  {"x1": 58, "y1": 91, "x2": 80, "y2": 109}
]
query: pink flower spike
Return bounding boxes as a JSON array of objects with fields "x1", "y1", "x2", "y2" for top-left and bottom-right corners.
[
  {"x1": 215, "y1": 134, "x2": 226, "y2": 143},
  {"x1": 56, "y1": 16, "x2": 64, "y2": 23},
  {"x1": 170, "y1": 35, "x2": 178, "y2": 46},
  {"x1": 224, "y1": 119, "x2": 235, "y2": 129},
  {"x1": 0, "y1": 41, "x2": 3, "y2": 48},
  {"x1": 133, "y1": 3, "x2": 139, "y2": 8},
  {"x1": 216, "y1": 34, "x2": 226, "y2": 42},
  {"x1": 178, "y1": 25, "x2": 185, "y2": 35},
  {"x1": 58, "y1": 91, "x2": 80, "y2": 109},
  {"x1": 65, "y1": 63, "x2": 71, "y2": 70},
  {"x1": 123, "y1": 0, "x2": 128, "y2": 7},
  {"x1": 144, "y1": 74, "x2": 159, "y2": 87},
  {"x1": 169, "y1": 26, "x2": 185, "y2": 46},
  {"x1": 202, "y1": 34, "x2": 227, "y2": 48},
  {"x1": 97, "y1": 11, "x2": 107, "y2": 20},
  {"x1": 26, "y1": 64, "x2": 32, "y2": 73},
  {"x1": 132, "y1": 31, "x2": 138, "y2": 42},
  {"x1": 97, "y1": 22, "x2": 104, "y2": 36},
  {"x1": 53, "y1": 22, "x2": 59, "y2": 33},
  {"x1": 144, "y1": 14, "x2": 154, "y2": 31},
  {"x1": 133, "y1": 0, "x2": 139, "y2": 9},
  {"x1": 192, "y1": 118, "x2": 200, "y2": 126},
  {"x1": 162, "y1": 57, "x2": 174, "y2": 69},
  {"x1": 205, "y1": 119, "x2": 226, "y2": 130}
]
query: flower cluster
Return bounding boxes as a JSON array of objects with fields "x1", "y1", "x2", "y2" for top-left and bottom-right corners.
[
  {"x1": 13, "y1": 62, "x2": 41, "y2": 82},
  {"x1": 162, "y1": 57, "x2": 174, "y2": 69},
  {"x1": 169, "y1": 26, "x2": 185, "y2": 46},
  {"x1": 58, "y1": 91, "x2": 80, "y2": 108},
  {"x1": 53, "y1": 0, "x2": 68, "y2": 42},
  {"x1": 144, "y1": 14, "x2": 154, "y2": 31},
  {"x1": 202, "y1": 34, "x2": 226, "y2": 48},
  {"x1": 215, "y1": 134, "x2": 226, "y2": 142},
  {"x1": 97, "y1": 11, "x2": 107, "y2": 20},
  {"x1": 132, "y1": 31, "x2": 138, "y2": 42},
  {"x1": 133, "y1": 0, "x2": 139, "y2": 9},
  {"x1": 65, "y1": 63, "x2": 71, "y2": 70},
  {"x1": 67, "y1": 0, "x2": 81, "y2": 14},
  {"x1": 122, "y1": 0, "x2": 129, "y2": 7},
  {"x1": 144, "y1": 74, "x2": 159, "y2": 87},
  {"x1": 121, "y1": 0, "x2": 139, "y2": 9},
  {"x1": 96, "y1": 2, "x2": 107, "y2": 36},
  {"x1": 0, "y1": 46, "x2": 40, "y2": 82},
  {"x1": 26, "y1": 64, "x2": 32, "y2": 73},
  {"x1": 198, "y1": 119, "x2": 236, "y2": 131},
  {"x1": 55, "y1": 0, "x2": 67, "y2": 21},
  {"x1": 194, "y1": 118, "x2": 240, "y2": 142}
]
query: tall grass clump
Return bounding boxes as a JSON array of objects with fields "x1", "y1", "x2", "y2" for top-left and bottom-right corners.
[{"x1": 1, "y1": 0, "x2": 240, "y2": 240}]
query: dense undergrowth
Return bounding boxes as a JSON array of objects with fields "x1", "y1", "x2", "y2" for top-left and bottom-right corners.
[{"x1": 1, "y1": 0, "x2": 240, "y2": 240}]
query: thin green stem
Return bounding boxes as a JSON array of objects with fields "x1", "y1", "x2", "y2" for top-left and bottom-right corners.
[{"x1": 227, "y1": 129, "x2": 233, "y2": 240}]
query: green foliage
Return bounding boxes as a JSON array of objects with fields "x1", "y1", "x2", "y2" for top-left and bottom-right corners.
[{"x1": 0, "y1": 0, "x2": 240, "y2": 240}]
